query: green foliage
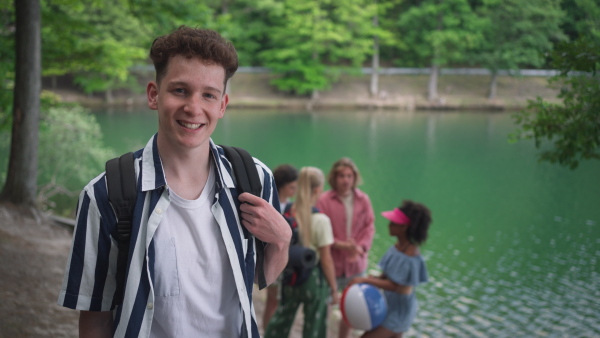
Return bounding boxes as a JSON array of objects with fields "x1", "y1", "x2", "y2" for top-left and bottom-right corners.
[
  {"x1": 0, "y1": 2, "x2": 14, "y2": 131},
  {"x1": 475, "y1": 0, "x2": 566, "y2": 72},
  {"x1": 36, "y1": 98, "x2": 115, "y2": 210},
  {"x1": 126, "y1": 0, "x2": 217, "y2": 37},
  {"x1": 560, "y1": 0, "x2": 600, "y2": 41},
  {"x1": 393, "y1": 0, "x2": 485, "y2": 67},
  {"x1": 257, "y1": 0, "x2": 379, "y2": 95},
  {"x1": 512, "y1": 37, "x2": 600, "y2": 169},
  {"x1": 42, "y1": 0, "x2": 148, "y2": 94}
]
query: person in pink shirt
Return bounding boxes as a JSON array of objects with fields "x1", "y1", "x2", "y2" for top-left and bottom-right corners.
[{"x1": 316, "y1": 157, "x2": 375, "y2": 338}]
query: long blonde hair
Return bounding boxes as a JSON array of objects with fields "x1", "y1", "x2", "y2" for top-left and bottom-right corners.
[{"x1": 294, "y1": 167, "x2": 324, "y2": 248}]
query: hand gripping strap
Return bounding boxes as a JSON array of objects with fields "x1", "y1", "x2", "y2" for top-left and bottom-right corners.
[
  {"x1": 105, "y1": 152, "x2": 137, "y2": 306},
  {"x1": 220, "y1": 145, "x2": 267, "y2": 290}
]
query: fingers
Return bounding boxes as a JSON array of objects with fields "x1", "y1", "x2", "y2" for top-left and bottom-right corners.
[{"x1": 238, "y1": 192, "x2": 263, "y2": 205}]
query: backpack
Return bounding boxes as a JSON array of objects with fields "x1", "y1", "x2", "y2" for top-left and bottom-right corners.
[
  {"x1": 281, "y1": 204, "x2": 318, "y2": 287},
  {"x1": 105, "y1": 145, "x2": 267, "y2": 307}
]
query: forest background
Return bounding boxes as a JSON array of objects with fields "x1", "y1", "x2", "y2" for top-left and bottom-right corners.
[{"x1": 0, "y1": 0, "x2": 598, "y2": 213}]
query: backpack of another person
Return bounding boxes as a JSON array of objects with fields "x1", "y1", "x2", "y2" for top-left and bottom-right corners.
[{"x1": 281, "y1": 204, "x2": 318, "y2": 287}]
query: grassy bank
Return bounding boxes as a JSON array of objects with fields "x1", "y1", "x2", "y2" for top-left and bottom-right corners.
[{"x1": 47, "y1": 72, "x2": 561, "y2": 111}]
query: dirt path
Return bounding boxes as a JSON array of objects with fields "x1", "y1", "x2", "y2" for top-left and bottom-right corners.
[
  {"x1": 0, "y1": 204, "x2": 351, "y2": 337},
  {"x1": 0, "y1": 204, "x2": 78, "y2": 337}
]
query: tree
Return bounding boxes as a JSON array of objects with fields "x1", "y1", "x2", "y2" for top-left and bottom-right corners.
[
  {"x1": 511, "y1": 0, "x2": 600, "y2": 169},
  {"x1": 0, "y1": 3, "x2": 15, "y2": 131},
  {"x1": 369, "y1": 0, "x2": 400, "y2": 97},
  {"x1": 395, "y1": 0, "x2": 485, "y2": 101},
  {"x1": 42, "y1": 1, "x2": 148, "y2": 101},
  {"x1": 0, "y1": 0, "x2": 41, "y2": 207},
  {"x1": 36, "y1": 99, "x2": 115, "y2": 213},
  {"x1": 511, "y1": 37, "x2": 599, "y2": 169},
  {"x1": 256, "y1": 0, "x2": 379, "y2": 97},
  {"x1": 475, "y1": 0, "x2": 565, "y2": 99}
]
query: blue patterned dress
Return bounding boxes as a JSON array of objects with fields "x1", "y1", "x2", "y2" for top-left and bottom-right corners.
[{"x1": 378, "y1": 245, "x2": 428, "y2": 333}]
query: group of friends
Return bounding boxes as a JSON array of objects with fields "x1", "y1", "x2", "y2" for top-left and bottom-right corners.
[
  {"x1": 57, "y1": 26, "x2": 432, "y2": 338},
  {"x1": 262, "y1": 160, "x2": 432, "y2": 338}
]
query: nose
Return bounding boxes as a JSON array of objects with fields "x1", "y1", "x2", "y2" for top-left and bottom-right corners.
[{"x1": 183, "y1": 94, "x2": 204, "y2": 115}]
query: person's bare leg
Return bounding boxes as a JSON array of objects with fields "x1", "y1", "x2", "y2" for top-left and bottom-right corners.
[
  {"x1": 339, "y1": 319, "x2": 352, "y2": 338},
  {"x1": 361, "y1": 326, "x2": 401, "y2": 338},
  {"x1": 262, "y1": 285, "x2": 279, "y2": 330}
]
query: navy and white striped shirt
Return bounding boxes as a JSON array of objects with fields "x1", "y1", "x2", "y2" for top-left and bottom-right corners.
[{"x1": 58, "y1": 134, "x2": 278, "y2": 337}]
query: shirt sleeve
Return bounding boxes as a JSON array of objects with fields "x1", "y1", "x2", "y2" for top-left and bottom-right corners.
[
  {"x1": 354, "y1": 192, "x2": 375, "y2": 252},
  {"x1": 311, "y1": 213, "x2": 334, "y2": 248},
  {"x1": 57, "y1": 177, "x2": 118, "y2": 312},
  {"x1": 379, "y1": 249, "x2": 429, "y2": 287}
]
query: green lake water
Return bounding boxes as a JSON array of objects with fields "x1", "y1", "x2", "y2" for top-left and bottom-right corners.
[{"x1": 2, "y1": 108, "x2": 599, "y2": 336}]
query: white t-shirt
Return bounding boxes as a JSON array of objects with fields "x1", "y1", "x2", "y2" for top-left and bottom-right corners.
[
  {"x1": 150, "y1": 163, "x2": 241, "y2": 337},
  {"x1": 307, "y1": 213, "x2": 335, "y2": 260},
  {"x1": 340, "y1": 193, "x2": 354, "y2": 238}
]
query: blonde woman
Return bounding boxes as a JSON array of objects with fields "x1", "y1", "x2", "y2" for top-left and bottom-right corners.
[{"x1": 265, "y1": 167, "x2": 338, "y2": 338}]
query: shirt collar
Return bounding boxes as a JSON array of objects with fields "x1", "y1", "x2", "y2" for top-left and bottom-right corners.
[{"x1": 139, "y1": 134, "x2": 235, "y2": 192}]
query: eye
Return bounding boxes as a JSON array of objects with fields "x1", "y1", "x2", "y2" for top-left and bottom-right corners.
[
  {"x1": 203, "y1": 93, "x2": 217, "y2": 99},
  {"x1": 174, "y1": 88, "x2": 186, "y2": 94}
]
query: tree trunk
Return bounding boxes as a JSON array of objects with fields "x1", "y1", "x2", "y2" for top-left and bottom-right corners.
[
  {"x1": 488, "y1": 71, "x2": 498, "y2": 99},
  {"x1": 105, "y1": 88, "x2": 114, "y2": 104},
  {"x1": 428, "y1": 64, "x2": 439, "y2": 102},
  {"x1": 370, "y1": 13, "x2": 380, "y2": 97},
  {"x1": 0, "y1": 0, "x2": 41, "y2": 207},
  {"x1": 428, "y1": 11, "x2": 442, "y2": 103}
]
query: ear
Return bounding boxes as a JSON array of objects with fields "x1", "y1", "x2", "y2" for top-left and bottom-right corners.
[
  {"x1": 147, "y1": 81, "x2": 159, "y2": 110},
  {"x1": 218, "y1": 93, "x2": 229, "y2": 118}
]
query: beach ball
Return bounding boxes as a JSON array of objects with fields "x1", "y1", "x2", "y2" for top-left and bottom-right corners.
[{"x1": 340, "y1": 283, "x2": 388, "y2": 331}]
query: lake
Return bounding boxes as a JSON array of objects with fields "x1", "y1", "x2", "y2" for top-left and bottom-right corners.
[{"x1": 2, "y1": 107, "x2": 599, "y2": 336}]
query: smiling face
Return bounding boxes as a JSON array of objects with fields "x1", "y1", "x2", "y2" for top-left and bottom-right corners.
[{"x1": 147, "y1": 55, "x2": 228, "y2": 155}]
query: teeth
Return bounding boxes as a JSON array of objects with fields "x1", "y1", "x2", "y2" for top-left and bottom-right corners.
[{"x1": 180, "y1": 121, "x2": 202, "y2": 129}]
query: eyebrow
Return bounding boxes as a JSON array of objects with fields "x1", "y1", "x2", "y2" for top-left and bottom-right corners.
[{"x1": 167, "y1": 81, "x2": 223, "y2": 95}]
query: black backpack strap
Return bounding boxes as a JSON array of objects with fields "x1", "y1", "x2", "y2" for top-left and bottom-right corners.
[
  {"x1": 220, "y1": 145, "x2": 267, "y2": 290},
  {"x1": 105, "y1": 152, "x2": 137, "y2": 306}
]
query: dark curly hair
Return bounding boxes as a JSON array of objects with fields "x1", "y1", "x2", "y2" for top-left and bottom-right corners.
[
  {"x1": 399, "y1": 200, "x2": 432, "y2": 246},
  {"x1": 149, "y1": 26, "x2": 238, "y2": 89},
  {"x1": 273, "y1": 164, "x2": 298, "y2": 191}
]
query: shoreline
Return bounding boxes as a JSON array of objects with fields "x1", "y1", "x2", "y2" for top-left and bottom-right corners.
[{"x1": 45, "y1": 72, "x2": 560, "y2": 112}]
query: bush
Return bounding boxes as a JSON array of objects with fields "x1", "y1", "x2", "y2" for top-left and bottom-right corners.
[{"x1": 37, "y1": 103, "x2": 115, "y2": 212}]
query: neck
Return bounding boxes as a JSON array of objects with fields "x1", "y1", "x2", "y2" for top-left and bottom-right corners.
[
  {"x1": 336, "y1": 189, "x2": 352, "y2": 198},
  {"x1": 158, "y1": 140, "x2": 212, "y2": 200},
  {"x1": 395, "y1": 239, "x2": 411, "y2": 251}
]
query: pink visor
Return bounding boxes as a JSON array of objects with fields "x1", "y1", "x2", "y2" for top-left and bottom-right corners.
[{"x1": 381, "y1": 208, "x2": 410, "y2": 225}]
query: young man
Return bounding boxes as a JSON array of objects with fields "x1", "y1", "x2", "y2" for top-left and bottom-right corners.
[
  {"x1": 58, "y1": 26, "x2": 291, "y2": 338},
  {"x1": 316, "y1": 157, "x2": 375, "y2": 338}
]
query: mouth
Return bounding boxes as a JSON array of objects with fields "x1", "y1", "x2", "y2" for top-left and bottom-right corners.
[{"x1": 178, "y1": 121, "x2": 204, "y2": 130}]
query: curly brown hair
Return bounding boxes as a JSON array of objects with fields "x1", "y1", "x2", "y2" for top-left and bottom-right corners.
[
  {"x1": 399, "y1": 200, "x2": 432, "y2": 246},
  {"x1": 149, "y1": 26, "x2": 238, "y2": 89}
]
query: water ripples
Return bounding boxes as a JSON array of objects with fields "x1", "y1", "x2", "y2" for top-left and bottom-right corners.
[{"x1": 398, "y1": 220, "x2": 600, "y2": 337}]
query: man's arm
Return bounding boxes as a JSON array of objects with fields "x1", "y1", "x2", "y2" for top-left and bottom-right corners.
[
  {"x1": 354, "y1": 195, "x2": 376, "y2": 254},
  {"x1": 238, "y1": 192, "x2": 292, "y2": 285},
  {"x1": 79, "y1": 311, "x2": 113, "y2": 338}
]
